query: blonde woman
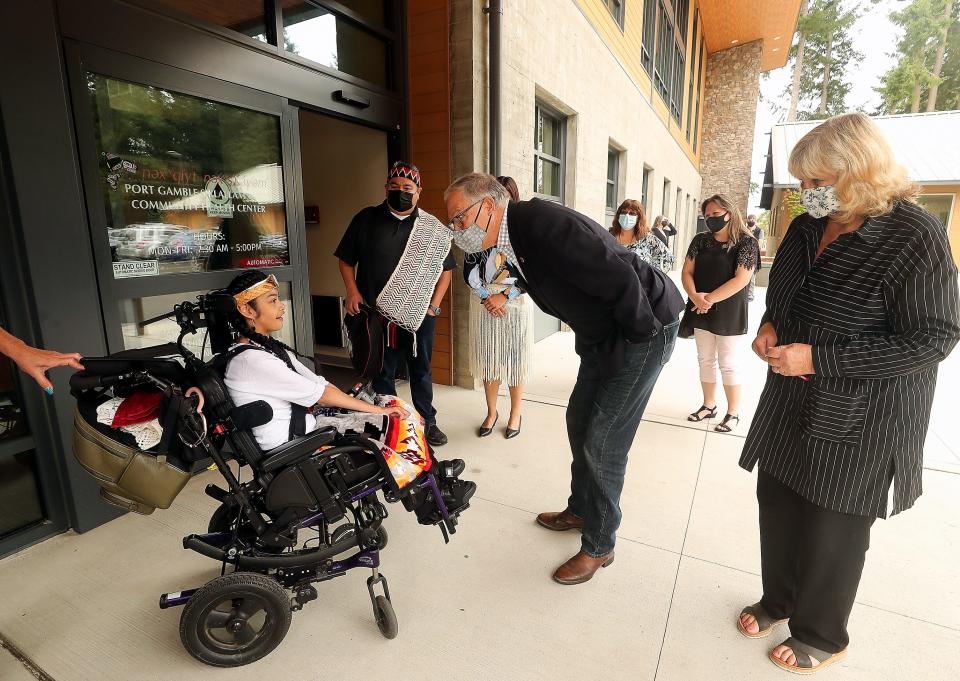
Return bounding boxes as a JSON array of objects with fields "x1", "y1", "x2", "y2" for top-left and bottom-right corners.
[
  {"x1": 463, "y1": 176, "x2": 531, "y2": 439},
  {"x1": 680, "y1": 194, "x2": 759, "y2": 432},
  {"x1": 610, "y1": 200, "x2": 675, "y2": 273},
  {"x1": 737, "y1": 113, "x2": 959, "y2": 674},
  {"x1": 651, "y1": 214, "x2": 677, "y2": 246}
]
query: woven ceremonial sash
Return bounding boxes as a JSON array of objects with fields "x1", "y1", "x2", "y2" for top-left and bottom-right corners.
[{"x1": 376, "y1": 210, "x2": 451, "y2": 334}]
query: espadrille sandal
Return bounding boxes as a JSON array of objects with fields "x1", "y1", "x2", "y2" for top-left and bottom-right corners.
[
  {"x1": 769, "y1": 637, "x2": 848, "y2": 674},
  {"x1": 737, "y1": 601, "x2": 789, "y2": 639}
]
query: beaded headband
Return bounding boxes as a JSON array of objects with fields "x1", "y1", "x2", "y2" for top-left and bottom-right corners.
[
  {"x1": 233, "y1": 274, "x2": 279, "y2": 307},
  {"x1": 388, "y1": 161, "x2": 421, "y2": 187}
]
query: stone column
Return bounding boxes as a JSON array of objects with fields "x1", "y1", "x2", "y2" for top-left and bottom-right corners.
[
  {"x1": 698, "y1": 40, "x2": 763, "y2": 215},
  {"x1": 449, "y1": 0, "x2": 488, "y2": 388}
]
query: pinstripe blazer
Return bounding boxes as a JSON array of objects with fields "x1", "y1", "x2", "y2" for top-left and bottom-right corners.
[{"x1": 740, "y1": 201, "x2": 960, "y2": 518}]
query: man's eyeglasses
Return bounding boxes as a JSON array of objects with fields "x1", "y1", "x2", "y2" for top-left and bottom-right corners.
[{"x1": 448, "y1": 198, "x2": 484, "y2": 231}]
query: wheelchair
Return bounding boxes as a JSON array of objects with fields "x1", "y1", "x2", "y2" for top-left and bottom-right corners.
[{"x1": 68, "y1": 293, "x2": 474, "y2": 667}]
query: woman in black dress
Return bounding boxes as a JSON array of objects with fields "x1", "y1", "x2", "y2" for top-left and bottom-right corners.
[
  {"x1": 680, "y1": 194, "x2": 759, "y2": 432},
  {"x1": 737, "y1": 112, "x2": 960, "y2": 674}
]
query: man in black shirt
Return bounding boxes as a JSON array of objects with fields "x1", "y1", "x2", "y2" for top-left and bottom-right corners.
[
  {"x1": 335, "y1": 162, "x2": 455, "y2": 446},
  {"x1": 445, "y1": 173, "x2": 685, "y2": 585}
]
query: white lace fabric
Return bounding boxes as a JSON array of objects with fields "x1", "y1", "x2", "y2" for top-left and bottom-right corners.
[{"x1": 95, "y1": 397, "x2": 164, "y2": 450}]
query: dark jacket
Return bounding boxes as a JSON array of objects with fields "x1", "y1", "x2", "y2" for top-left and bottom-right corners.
[{"x1": 507, "y1": 199, "x2": 684, "y2": 369}]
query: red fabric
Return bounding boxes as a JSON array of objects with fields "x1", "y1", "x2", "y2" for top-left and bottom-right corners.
[{"x1": 111, "y1": 391, "x2": 163, "y2": 427}]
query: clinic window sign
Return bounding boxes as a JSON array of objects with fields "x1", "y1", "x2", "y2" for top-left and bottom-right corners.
[
  {"x1": 113, "y1": 260, "x2": 160, "y2": 278},
  {"x1": 86, "y1": 73, "x2": 290, "y2": 278}
]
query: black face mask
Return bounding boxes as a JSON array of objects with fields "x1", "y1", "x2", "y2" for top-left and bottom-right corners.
[
  {"x1": 387, "y1": 189, "x2": 416, "y2": 212},
  {"x1": 705, "y1": 214, "x2": 728, "y2": 232},
  {"x1": 747, "y1": 220, "x2": 756, "y2": 227}
]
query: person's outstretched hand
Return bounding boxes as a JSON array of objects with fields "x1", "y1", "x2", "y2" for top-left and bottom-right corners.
[
  {"x1": 7, "y1": 343, "x2": 84, "y2": 394},
  {"x1": 380, "y1": 404, "x2": 410, "y2": 419}
]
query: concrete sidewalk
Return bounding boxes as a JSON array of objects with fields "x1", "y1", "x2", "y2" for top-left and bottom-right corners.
[{"x1": 1, "y1": 293, "x2": 958, "y2": 680}]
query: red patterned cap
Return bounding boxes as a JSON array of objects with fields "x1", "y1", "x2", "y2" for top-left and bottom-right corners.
[{"x1": 388, "y1": 161, "x2": 421, "y2": 187}]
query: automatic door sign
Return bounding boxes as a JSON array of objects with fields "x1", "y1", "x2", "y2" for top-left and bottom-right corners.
[
  {"x1": 113, "y1": 260, "x2": 160, "y2": 278},
  {"x1": 205, "y1": 177, "x2": 234, "y2": 218}
]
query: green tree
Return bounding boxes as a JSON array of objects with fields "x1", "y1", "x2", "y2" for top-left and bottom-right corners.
[
  {"x1": 787, "y1": 1, "x2": 864, "y2": 121},
  {"x1": 877, "y1": 0, "x2": 957, "y2": 113},
  {"x1": 783, "y1": 190, "x2": 808, "y2": 220},
  {"x1": 937, "y1": 15, "x2": 960, "y2": 107}
]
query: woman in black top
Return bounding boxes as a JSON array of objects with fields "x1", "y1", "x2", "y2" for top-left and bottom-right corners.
[
  {"x1": 737, "y1": 113, "x2": 960, "y2": 673},
  {"x1": 680, "y1": 194, "x2": 759, "y2": 432}
]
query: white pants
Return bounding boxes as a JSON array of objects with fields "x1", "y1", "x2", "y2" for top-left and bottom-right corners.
[{"x1": 693, "y1": 329, "x2": 744, "y2": 386}]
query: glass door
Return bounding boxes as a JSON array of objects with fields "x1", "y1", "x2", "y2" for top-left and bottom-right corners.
[{"x1": 68, "y1": 43, "x2": 312, "y2": 358}]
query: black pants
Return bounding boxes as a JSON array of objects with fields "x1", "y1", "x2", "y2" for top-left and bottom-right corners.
[
  {"x1": 757, "y1": 470, "x2": 875, "y2": 653},
  {"x1": 373, "y1": 314, "x2": 437, "y2": 425}
]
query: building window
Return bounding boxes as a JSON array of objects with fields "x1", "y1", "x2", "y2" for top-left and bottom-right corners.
[
  {"x1": 282, "y1": 0, "x2": 393, "y2": 88},
  {"x1": 641, "y1": 0, "x2": 657, "y2": 74},
  {"x1": 675, "y1": 187, "x2": 683, "y2": 225},
  {"x1": 662, "y1": 178, "x2": 671, "y2": 217},
  {"x1": 670, "y1": 43, "x2": 684, "y2": 124},
  {"x1": 917, "y1": 194, "x2": 955, "y2": 228},
  {"x1": 606, "y1": 148, "x2": 620, "y2": 214},
  {"x1": 645, "y1": 0, "x2": 691, "y2": 125},
  {"x1": 534, "y1": 103, "x2": 565, "y2": 203},
  {"x1": 603, "y1": 0, "x2": 625, "y2": 29},
  {"x1": 674, "y1": 0, "x2": 689, "y2": 41},
  {"x1": 654, "y1": 2, "x2": 673, "y2": 102},
  {"x1": 642, "y1": 166, "x2": 652, "y2": 213}
]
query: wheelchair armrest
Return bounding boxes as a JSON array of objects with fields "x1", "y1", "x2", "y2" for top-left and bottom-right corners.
[{"x1": 260, "y1": 426, "x2": 338, "y2": 473}]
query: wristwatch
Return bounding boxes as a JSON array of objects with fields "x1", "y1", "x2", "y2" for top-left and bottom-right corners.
[{"x1": 429, "y1": 305, "x2": 442, "y2": 315}]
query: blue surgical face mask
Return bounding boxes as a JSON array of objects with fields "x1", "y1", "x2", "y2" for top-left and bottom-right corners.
[
  {"x1": 451, "y1": 199, "x2": 493, "y2": 253},
  {"x1": 618, "y1": 214, "x2": 638, "y2": 230},
  {"x1": 800, "y1": 185, "x2": 841, "y2": 219}
]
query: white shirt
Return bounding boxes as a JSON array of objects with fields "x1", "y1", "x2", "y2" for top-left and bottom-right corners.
[{"x1": 223, "y1": 344, "x2": 328, "y2": 450}]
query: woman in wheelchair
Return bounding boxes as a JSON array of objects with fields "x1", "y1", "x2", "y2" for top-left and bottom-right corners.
[
  {"x1": 221, "y1": 270, "x2": 409, "y2": 450},
  {"x1": 221, "y1": 271, "x2": 471, "y2": 503},
  {"x1": 68, "y1": 270, "x2": 477, "y2": 666}
]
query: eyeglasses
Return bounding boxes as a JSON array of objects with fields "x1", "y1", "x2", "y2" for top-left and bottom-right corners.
[{"x1": 448, "y1": 198, "x2": 484, "y2": 231}]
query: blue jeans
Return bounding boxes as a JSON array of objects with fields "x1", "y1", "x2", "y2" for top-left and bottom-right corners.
[
  {"x1": 373, "y1": 314, "x2": 438, "y2": 426},
  {"x1": 565, "y1": 320, "x2": 679, "y2": 557}
]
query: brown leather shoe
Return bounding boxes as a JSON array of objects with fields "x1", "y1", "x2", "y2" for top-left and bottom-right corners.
[
  {"x1": 536, "y1": 510, "x2": 585, "y2": 532},
  {"x1": 552, "y1": 551, "x2": 615, "y2": 585}
]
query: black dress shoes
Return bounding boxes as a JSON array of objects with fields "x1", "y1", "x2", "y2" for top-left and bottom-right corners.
[
  {"x1": 505, "y1": 416, "x2": 522, "y2": 439},
  {"x1": 426, "y1": 423, "x2": 448, "y2": 447},
  {"x1": 478, "y1": 411, "x2": 498, "y2": 437}
]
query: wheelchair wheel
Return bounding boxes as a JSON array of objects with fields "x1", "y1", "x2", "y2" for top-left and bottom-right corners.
[
  {"x1": 330, "y1": 523, "x2": 355, "y2": 545},
  {"x1": 331, "y1": 525, "x2": 387, "y2": 550},
  {"x1": 179, "y1": 572, "x2": 292, "y2": 667},
  {"x1": 374, "y1": 526, "x2": 388, "y2": 550},
  {"x1": 373, "y1": 595, "x2": 398, "y2": 639},
  {"x1": 207, "y1": 503, "x2": 236, "y2": 533}
]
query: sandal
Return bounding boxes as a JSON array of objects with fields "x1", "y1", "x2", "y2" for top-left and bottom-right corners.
[
  {"x1": 687, "y1": 405, "x2": 717, "y2": 422},
  {"x1": 714, "y1": 414, "x2": 740, "y2": 433},
  {"x1": 737, "y1": 601, "x2": 788, "y2": 639},
  {"x1": 769, "y1": 637, "x2": 848, "y2": 674}
]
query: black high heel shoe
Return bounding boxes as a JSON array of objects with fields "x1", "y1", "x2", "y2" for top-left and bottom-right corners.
[
  {"x1": 478, "y1": 411, "x2": 498, "y2": 437},
  {"x1": 505, "y1": 416, "x2": 522, "y2": 439}
]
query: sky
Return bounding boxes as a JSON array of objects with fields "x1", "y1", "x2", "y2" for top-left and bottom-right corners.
[{"x1": 748, "y1": 0, "x2": 906, "y2": 213}]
